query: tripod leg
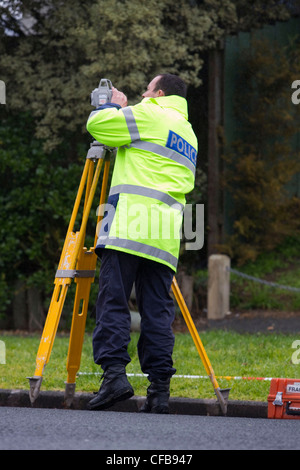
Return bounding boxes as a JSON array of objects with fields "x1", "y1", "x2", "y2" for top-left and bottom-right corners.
[
  {"x1": 171, "y1": 277, "x2": 230, "y2": 415},
  {"x1": 28, "y1": 223, "x2": 83, "y2": 404},
  {"x1": 64, "y1": 249, "x2": 97, "y2": 407},
  {"x1": 94, "y1": 158, "x2": 110, "y2": 246},
  {"x1": 64, "y1": 158, "x2": 110, "y2": 407},
  {"x1": 28, "y1": 279, "x2": 70, "y2": 403}
]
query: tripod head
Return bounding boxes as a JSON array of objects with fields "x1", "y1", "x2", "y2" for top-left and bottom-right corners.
[
  {"x1": 87, "y1": 140, "x2": 116, "y2": 160},
  {"x1": 90, "y1": 78, "x2": 113, "y2": 108}
]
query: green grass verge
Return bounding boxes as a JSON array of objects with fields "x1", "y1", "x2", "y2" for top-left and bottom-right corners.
[{"x1": 1, "y1": 330, "x2": 299, "y2": 402}]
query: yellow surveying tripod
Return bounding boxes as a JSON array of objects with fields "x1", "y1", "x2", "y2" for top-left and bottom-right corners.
[{"x1": 28, "y1": 139, "x2": 230, "y2": 415}]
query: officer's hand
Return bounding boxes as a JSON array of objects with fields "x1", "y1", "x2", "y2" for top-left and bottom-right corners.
[{"x1": 112, "y1": 87, "x2": 128, "y2": 108}]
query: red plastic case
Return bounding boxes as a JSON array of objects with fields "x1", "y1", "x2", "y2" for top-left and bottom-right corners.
[{"x1": 268, "y1": 378, "x2": 300, "y2": 419}]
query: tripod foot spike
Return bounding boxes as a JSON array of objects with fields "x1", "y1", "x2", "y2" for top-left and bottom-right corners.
[
  {"x1": 215, "y1": 387, "x2": 231, "y2": 416},
  {"x1": 64, "y1": 382, "x2": 76, "y2": 408},
  {"x1": 28, "y1": 376, "x2": 43, "y2": 405}
]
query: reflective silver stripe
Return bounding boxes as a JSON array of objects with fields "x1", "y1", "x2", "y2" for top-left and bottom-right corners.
[
  {"x1": 129, "y1": 140, "x2": 196, "y2": 175},
  {"x1": 122, "y1": 107, "x2": 140, "y2": 141},
  {"x1": 109, "y1": 184, "x2": 184, "y2": 210},
  {"x1": 122, "y1": 107, "x2": 195, "y2": 174},
  {"x1": 55, "y1": 269, "x2": 96, "y2": 279},
  {"x1": 99, "y1": 237, "x2": 178, "y2": 269}
]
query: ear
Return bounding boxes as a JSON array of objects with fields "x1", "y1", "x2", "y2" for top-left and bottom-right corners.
[{"x1": 157, "y1": 89, "x2": 165, "y2": 97}]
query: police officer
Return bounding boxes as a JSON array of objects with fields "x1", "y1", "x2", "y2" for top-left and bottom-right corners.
[{"x1": 86, "y1": 74, "x2": 198, "y2": 413}]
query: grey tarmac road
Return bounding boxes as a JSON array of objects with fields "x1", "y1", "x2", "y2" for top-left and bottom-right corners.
[{"x1": 0, "y1": 406, "x2": 299, "y2": 451}]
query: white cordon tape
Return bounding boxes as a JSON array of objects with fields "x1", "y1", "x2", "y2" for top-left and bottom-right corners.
[{"x1": 78, "y1": 372, "x2": 274, "y2": 381}]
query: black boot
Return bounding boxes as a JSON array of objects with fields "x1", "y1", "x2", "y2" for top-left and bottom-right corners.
[
  {"x1": 140, "y1": 378, "x2": 170, "y2": 414},
  {"x1": 87, "y1": 364, "x2": 134, "y2": 411}
]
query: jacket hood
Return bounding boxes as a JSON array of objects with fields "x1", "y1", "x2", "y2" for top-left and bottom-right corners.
[{"x1": 141, "y1": 95, "x2": 188, "y2": 120}]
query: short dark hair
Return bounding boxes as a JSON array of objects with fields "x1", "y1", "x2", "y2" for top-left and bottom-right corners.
[{"x1": 154, "y1": 74, "x2": 187, "y2": 98}]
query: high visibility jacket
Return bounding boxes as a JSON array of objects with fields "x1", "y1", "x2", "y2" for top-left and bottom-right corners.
[{"x1": 86, "y1": 95, "x2": 198, "y2": 272}]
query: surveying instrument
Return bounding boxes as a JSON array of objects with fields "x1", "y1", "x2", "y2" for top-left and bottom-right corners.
[{"x1": 28, "y1": 78, "x2": 230, "y2": 415}]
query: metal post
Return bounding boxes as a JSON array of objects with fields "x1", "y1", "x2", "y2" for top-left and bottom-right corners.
[{"x1": 207, "y1": 254, "x2": 230, "y2": 320}]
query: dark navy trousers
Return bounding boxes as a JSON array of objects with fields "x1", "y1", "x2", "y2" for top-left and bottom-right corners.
[{"x1": 92, "y1": 249, "x2": 176, "y2": 381}]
